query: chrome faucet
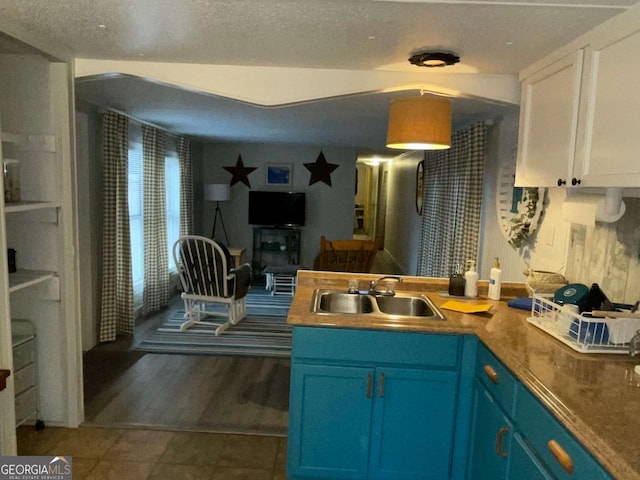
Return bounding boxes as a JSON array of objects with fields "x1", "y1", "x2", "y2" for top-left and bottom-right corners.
[{"x1": 369, "y1": 276, "x2": 402, "y2": 296}]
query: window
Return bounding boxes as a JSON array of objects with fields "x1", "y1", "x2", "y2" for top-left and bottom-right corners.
[
  {"x1": 128, "y1": 128, "x2": 181, "y2": 311},
  {"x1": 128, "y1": 142, "x2": 144, "y2": 307},
  {"x1": 165, "y1": 151, "x2": 180, "y2": 272}
]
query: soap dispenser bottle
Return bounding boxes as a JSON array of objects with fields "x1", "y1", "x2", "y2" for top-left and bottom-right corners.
[
  {"x1": 448, "y1": 264, "x2": 466, "y2": 296},
  {"x1": 464, "y1": 260, "x2": 478, "y2": 298},
  {"x1": 488, "y1": 257, "x2": 502, "y2": 300}
]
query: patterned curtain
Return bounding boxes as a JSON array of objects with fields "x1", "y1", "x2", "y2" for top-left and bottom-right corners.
[
  {"x1": 416, "y1": 122, "x2": 488, "y2": 277},
  {"x1": 99, "y1": 112, "x2": 134, "y2": 342},
  {"x1": 142, "y1": 126, "x2": 170, "y2": 315},
  {"x1": 178, "y1": 136, "x2": 194, "y2": 236}
]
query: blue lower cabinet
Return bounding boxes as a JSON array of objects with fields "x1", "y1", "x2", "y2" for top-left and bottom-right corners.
[
  {"x1": 287, "y1": 333, "x2": 615, "y2": 480},
  {"x1": 508, "y1": 434, "x2": 554, "y2": 480},
  {"x1": 470, "y1": 343, "x2": 614, "y2": 480},
  {"x1": 468, "y1": 380, "x2": 511, "y2": 480},
  {"x1": 369, "y1": 368, "x2": 458, "y2": 480},
  {"x1": 514, "y1": 385, "x2": 613, "y2": 480},
  {"x1": 287, "y1": 327, "x2": 463, "y2": 480},
  {"x1": 287, "y1": 363, "x2": 374, "y2": 479}
]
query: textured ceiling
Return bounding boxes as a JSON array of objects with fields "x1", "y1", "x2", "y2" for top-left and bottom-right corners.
[
  {"x1": 0, "y1": 0, "x2": 632, "y2": 73},
  {"x1": 1, "y1": 0, "x2": 633, "y2": 151}
]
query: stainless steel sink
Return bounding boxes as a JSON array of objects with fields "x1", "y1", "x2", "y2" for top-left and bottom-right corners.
[
  {"x1": 316, "y1": 291, "x2": 375, "y2": 314},
  {"x1": 375, "y1": 295, "x2": 442, "y2": 318},
  {"x1": 311, "y1": 289, "x2": 445, "y2": 320}
]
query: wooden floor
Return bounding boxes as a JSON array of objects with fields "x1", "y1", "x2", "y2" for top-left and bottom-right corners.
[
  {"x1": 82, "y1": 253, "x2": 401, "y2": 435},
  {"x1": 83, "y1": 296, "x2": 290, "y2": 436}
]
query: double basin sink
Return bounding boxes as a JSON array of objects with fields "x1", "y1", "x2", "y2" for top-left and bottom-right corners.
[{"x1": 311, "y1": 289, "x2": 445, "y2": 321}]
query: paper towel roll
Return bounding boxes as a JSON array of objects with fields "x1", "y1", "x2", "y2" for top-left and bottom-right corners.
[{"x1": 562, "y1": 193, "x2": 626, "y2": 226}]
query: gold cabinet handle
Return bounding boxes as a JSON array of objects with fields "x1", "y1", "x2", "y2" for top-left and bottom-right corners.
[
  {"x1": 547, "y1": 440, "x2": 574, "y2": 474},
  {"x1": 366, "y1": 374, "x2": 373, "y2": 398},
  {"x1": 495, "y1": 427, "x2": 509, "y2": 457},
  {"x1": 484, "y1": 365, "x2": 499, "y2": 384},
  {"x1": 378, "y1": 372, "x2": 385, "y2": 397}
]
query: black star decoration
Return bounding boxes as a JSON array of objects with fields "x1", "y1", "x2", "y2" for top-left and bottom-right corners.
[
  {"x1": 223, "y1": 155, "x2": 257, "y2": 187},
  {"x1": 304, "y1": 151, "x2": 339, "y2": 187}
]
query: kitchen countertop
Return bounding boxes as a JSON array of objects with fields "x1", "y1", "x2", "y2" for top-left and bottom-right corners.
[{"x1": 288, "y1": 270, "x2": 640, "y2": 480}]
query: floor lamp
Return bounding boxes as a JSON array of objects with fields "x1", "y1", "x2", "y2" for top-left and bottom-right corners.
[{"x1": 205, "y1": 183, "x2": 230, "y2": 245}]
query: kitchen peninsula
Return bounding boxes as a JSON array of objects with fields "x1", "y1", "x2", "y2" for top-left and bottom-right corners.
[{"x1": 287, "y1": 270, "x2": 638, "y2": 480}]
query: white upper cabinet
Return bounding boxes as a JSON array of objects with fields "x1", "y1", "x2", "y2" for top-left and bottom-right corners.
[
  {"x1": 575, "y1": 18, "x2": 640, "y2": 187},
  {"x1": 515, "y1": 51, "x2": 583, "y2": 187},
  {"x1": 515, "y1": 3, "x2": 640, "y2": 188}
]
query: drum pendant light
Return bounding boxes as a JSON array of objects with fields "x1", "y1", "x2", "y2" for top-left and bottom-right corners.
[{"x1": 386, "y1": 96, "x2": 452, "y2": 150}]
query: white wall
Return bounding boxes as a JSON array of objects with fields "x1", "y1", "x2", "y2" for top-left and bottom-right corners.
[
  {"x1": 479, "y1": 111, "x2": 571, "y2": 281},
  {"x1": 199, "y1": 142, "x2": 357, "y2": 268},
  {"x1": 384, "y1": 151, "x2": 424, "y2": 275},
  {"x1": 75, "y1": 105, "x2": 102, "y2": 351}
]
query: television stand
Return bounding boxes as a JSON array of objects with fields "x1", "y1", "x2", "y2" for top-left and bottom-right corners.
[{"x1": 251, "y1": 227, "x2": 301, "y2": 282}]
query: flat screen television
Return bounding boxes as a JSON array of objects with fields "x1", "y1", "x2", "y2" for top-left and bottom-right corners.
[{"x1": 248, "y1": 191, "x2": 306, "y2": 226}]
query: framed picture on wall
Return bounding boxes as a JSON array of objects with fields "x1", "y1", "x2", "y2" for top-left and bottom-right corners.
[{"x1": 266, "y1": 164, "x2": 293, "y2": 186}]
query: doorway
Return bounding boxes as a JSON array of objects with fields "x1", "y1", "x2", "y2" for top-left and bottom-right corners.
[{"x1": 354, "y1": 162, "x2": 380, "y2": 242}]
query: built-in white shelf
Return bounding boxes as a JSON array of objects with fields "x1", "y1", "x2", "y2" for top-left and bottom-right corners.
[
  {"x1": 1, "y1": 133, "x2": 56, "y2": 152},
  {"x1": 5, "y1": 201, "x2": 60, "y2": 213},
  {"x1": 8, "y1": 269, "x2": 55, "y2": 293},
  {"x1": 1, "y1": 132, "x2": 21, "y2": 144}
]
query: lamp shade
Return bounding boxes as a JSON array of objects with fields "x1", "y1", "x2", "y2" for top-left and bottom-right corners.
[
  {"x1": 386, "y1": 96, "x2": 452, "y2": 150},
  {"x1": 205, "y1": 183, "x2": 230, "y2": 202}
]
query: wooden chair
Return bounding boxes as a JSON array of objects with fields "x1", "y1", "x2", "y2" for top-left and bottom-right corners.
[
  {"x1": 313, "y1": 236, "x2": 378, "y2": 273},
  {"x1": 173, "y1": 235, "x2": 251, "y2": 335}
]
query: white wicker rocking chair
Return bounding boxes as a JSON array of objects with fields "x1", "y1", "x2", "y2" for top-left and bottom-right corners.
[{"x1": 173, "y1": 235, "x2": 251, "y2": 335}]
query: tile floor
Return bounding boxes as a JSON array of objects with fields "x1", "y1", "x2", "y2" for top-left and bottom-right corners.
[{"x1": 17, "y1": 426, "x2": 287, "y2": 480}]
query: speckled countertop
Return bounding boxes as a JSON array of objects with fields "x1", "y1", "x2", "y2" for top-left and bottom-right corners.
[{"x1": 288, "y1": 270, "x2": 640, "y2": 480}]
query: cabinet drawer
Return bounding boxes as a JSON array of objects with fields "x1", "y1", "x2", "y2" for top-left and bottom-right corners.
[
  {"x1": 13, "y1": 363, "x2": 35, "y2": 396},
  {"x1": 292, "y1": 327, "x2": 461, "y2": 368},
  {"x1": 13, "y1": 340, "x2": 35, "y2": 371},
  {"x1": 15, "y1": 386, "x2": 37, "y2": 423},
  {"x1": 476, "y1": 343, "x2": 517, "y2": 415},
  {"x1": 515, "y1": 385, "x2": 612, "y2": 479}
]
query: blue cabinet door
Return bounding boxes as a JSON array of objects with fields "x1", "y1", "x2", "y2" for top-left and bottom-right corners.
[
  {"x1": 468, "y1": 380, "x2": 511, "y2": 480},
  {"x1": 508, "y1": 434, "x2": 554, "y2": 480},
  {"x1": 287, "y1": 363, "x2": 374, "y2": 479},
  {"x1": 369, "y1": 367, "x2": 458, "y2": 480},
  {"x1": 514, "y1": 384, "x2": 613, "y2": 480}
]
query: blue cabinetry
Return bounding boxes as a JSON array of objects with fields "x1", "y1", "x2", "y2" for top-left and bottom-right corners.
[
  {"x1": 288, "y1": 326, "x2": 470, "y2": 480},
  {"x1": 515, "y1": 385, "x2": 612, "y2": 480},
  {"x1": 509, "y1": 433, "x2": 554, "y2": 480},
  {"x1": 288, "y1": 328, "x2": 614, "y2": 480},
  {"x1": 289, "y1": 364, "x2": 373, "y2": 478},
  {"x1": 469, "y1": 343, "x2": 613, "y2": 480},
  {"x1": 468, "y1": 381, "x2": 512, "y2": 479},
  {"x1": 369, "y1": 367, "x2": 458, "y2": 480}
]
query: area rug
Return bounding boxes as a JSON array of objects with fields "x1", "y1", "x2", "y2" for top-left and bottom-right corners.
[{"x1": 135, "y1": 291, "x2": 294, "y2": 357}]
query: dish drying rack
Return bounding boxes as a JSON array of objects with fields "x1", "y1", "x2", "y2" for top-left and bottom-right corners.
[{"x1": 527, "y1": 294, "x2": 640, "y2": 354}]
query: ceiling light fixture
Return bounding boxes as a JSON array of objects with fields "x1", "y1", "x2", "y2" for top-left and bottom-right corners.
[
  {"x1": 409, "y1": 51, "x2": 460, "y2": 68},
  {"x1": 386, "y1": 94, "x2": 452, "y2": 150}
]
